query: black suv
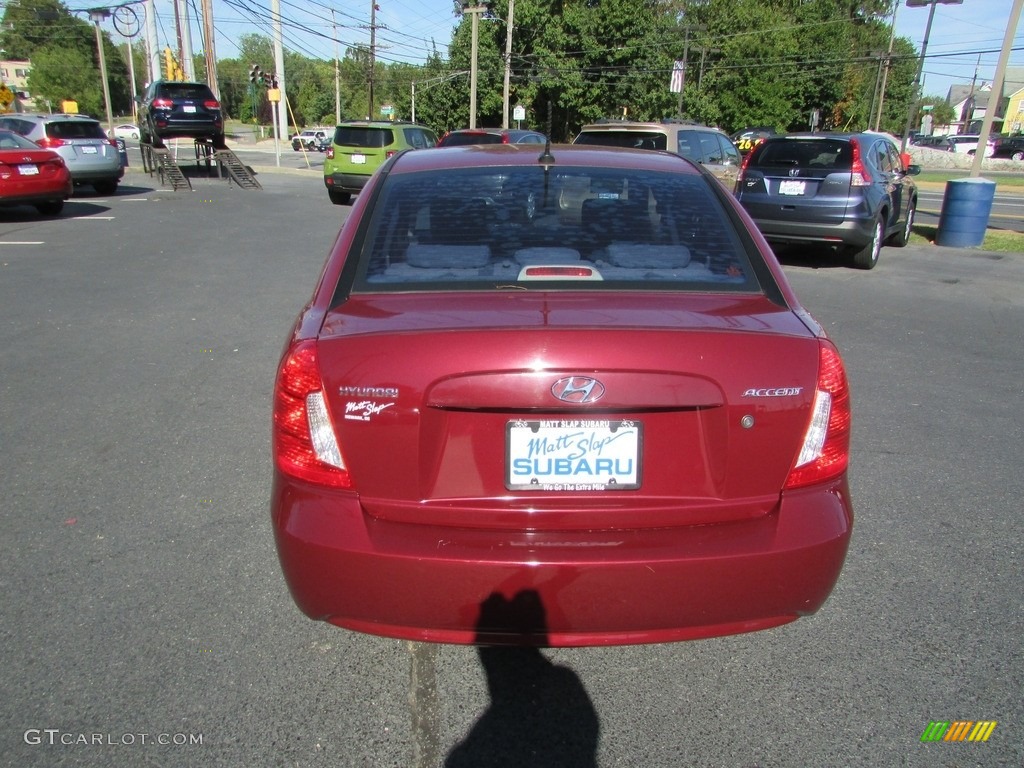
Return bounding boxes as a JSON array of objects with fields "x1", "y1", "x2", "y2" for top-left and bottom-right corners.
[
  {"x1": 993, "y1": 135, "x2": 1024, "y2": 160},
  {"x1": 734, "y1": 132, "x2": 920, "y2": 270},
  {"x1": 137, "y1": 80, "x2": 225, "y2": 148}
]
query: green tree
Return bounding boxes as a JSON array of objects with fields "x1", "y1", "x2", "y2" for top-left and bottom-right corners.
[
  {"x1": 919, "y1": 95, "x2": 956, "y2": 131},
  {"x1": 27, "y1": 44, "x2": 104, "y2": 115}
]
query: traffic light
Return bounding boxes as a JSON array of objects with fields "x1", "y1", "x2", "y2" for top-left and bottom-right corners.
[
  {"x1": 249, "y1": 64, "x2": 263, "y2": 85},
  {"x1": 163, "y1": 48, "x2": 185, "y2": 81}
]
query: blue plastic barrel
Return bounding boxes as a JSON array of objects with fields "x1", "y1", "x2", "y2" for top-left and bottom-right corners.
[{"x1": 935, "y1": 178, "x2": 996, "y2": 248}]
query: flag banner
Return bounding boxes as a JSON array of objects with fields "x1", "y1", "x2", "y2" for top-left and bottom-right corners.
[{"x1": 670, "y1": 61, "x2": 685, "y2": 93}]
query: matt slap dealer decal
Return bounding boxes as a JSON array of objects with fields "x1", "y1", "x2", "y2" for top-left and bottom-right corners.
[{"x1": 344, "y1": 400, "x2": 395, "y2": 422}]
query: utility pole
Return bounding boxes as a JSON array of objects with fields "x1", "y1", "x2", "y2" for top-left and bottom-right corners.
[
  {"x1": 332, "y1": 9, "x2": 341, "y2": 124},
  {"x1": 201, "y1": 0, "x2": 218, "y2": 96},
  {"x1": 970, "y1": 0, "x2": 1023, "y2": 176},
  {"x1": 874, "y1": 1, "x2": 898, "y2": 131},
  {"x1": 457, "y1": 3, "x2": 486, "y2": 128},
  {"x1": 180, "y1": 0, "x2": 194, "y2": 80},
  {"x1": 369, "y1": 0, "x2": 377, "y2": 119},
  {"x1": 502, "y1": 0, "x2": 515, "y2": 129},
  {"x1": 271, "y1": 0, "x2": 288, "y2": 146},
  {"x1": 145, "y1": 0, "x2": 159, "y2": 84}
]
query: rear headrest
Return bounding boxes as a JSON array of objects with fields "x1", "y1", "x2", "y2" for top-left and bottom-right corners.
[
  {"x1": 606, "y1": 243, "x2": 691, "y2": 269},
  {"x1": 406, "y1": 244, "x2": 492, "y2": 269}
]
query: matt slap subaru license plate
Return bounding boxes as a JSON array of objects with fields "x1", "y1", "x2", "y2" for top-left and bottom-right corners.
[{"x1": 506, "y1": 419, "x2": 642, "y2": 491}]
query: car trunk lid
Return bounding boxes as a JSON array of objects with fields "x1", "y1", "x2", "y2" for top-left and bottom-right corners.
[{"x1": 313, "y1": 292, "x2": 820, "y2": 531}]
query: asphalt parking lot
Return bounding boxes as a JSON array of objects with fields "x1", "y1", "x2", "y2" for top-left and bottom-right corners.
[{"x1": 1, "y1": 166, "x2": 1021, "y2": 768}]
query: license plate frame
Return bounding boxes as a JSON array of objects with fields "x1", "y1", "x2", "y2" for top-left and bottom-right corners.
[
  {"x1": 351, "y1": 153, "x2": 367, "y2": 165},
  {"x1": 17, "y1": 164, "x2": 39, "y2": 175},
  {"x1": 778, "y1": 179, "x2": 806, "y2": 196},
  {"x1": 505, "y1": 419, "x2": 642, "y2": 491}
]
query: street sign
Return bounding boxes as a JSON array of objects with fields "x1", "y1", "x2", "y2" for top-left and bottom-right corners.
[
  {"x1": 381, "y1": 103, "x2": 394, "y2": 117},
  {"x1": 513, "y1": 105, "x2": 526, "y2": 121}
]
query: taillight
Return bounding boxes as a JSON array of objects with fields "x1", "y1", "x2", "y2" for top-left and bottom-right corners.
[
  {"x1": 784, "y1": 341, "x2": 851, "y2": 489},
  {"x1": 385, "y1": 150, "x2": 396, "y2": 158},
  {"x1": 735, "y1": 145, "x2": 757, "y2": 186},
  {"x1": 152, "y1": 98, "x2": 173, "y2": 109},
  {"x1": 850, "y1": 138, "x2": 871, "y2": 187},
  {"x1": 273, "y1": 340, "x2": 352, "y2": 488},
  {"x1": 36, "y1": 136, "x2": 65, "y2": 148},
  {"x1": 107, "y1": 139, "x2": 118, "y2": 149},
  {"x1": 203, "y1": 99, "x2": 220, "y2": 110},
  {"x1": 326, "y1": 147, "x2": 335, "y2": 159}
]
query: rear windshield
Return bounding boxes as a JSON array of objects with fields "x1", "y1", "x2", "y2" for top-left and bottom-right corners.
[
  {"x1": 0, "y1": 130, "x2": 39, "y2": 150},
  {"x1": 574, "y1": 131, "x2": 668, "y2": 152},
  {"x1": 334, "y1": 127, "x2": 394, "y2": 148},
  {"x1": 750, "y1": 139, "x2": 852, "y2": 170},
  {"x1": 341, "y1": 165, "x2": 760, "y2": 297},
  {"x1": 45, "y1": 121, "x2": 106, "y2": 140},
  {"x1": 157, "y1": 84, "x2": 214, "y2": 100},
  {"x1": 441, "y1": 132, "x2": 504, "y2": 146}
]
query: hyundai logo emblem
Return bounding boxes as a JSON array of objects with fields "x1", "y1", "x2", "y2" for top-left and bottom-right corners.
[{"x1": 551, "y1": 376, "x2": 605, "y2": 404}]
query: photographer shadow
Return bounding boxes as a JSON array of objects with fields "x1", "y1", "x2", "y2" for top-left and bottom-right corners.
[{"x1": 445, "y1": 590, "x2": 600, "y2": 768}]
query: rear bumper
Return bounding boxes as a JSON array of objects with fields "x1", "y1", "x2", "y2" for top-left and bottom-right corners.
[
  {"x1": 152, "y1": 119, "x2": 224, "y2": 143},
  {"x1": 0, "y1": 180, "x2": 71, "y2": 203},
  {"x1": 325, "y1": 172, "x2": 370, "y2": 194},
  {"x1": 746, "y1": 214, "x2": 875, "y2": 249},
  {"x1": 272, "y1": 475, "x2": 853, "y2": 646},
  {"x1": 68, "y1": 165, "x2": 124, "y2": 183}
]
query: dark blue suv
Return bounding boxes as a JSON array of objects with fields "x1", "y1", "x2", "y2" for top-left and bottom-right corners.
[{"x1": 734, "y1": 132, "x2": 920, "y2": 270}]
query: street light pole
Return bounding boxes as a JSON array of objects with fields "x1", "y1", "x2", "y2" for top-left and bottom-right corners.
[{"x1": 901, "y1": 0, "x2": 963, "y2": 151}]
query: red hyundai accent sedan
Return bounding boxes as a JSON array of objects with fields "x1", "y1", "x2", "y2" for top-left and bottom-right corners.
[{"x1": 271, "y1": 143, "x2": 853, "y2": 646}]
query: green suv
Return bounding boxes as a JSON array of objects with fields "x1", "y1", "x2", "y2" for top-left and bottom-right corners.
[{"x1": 323, "y1": 120, "x2": 438, "y2": 205}]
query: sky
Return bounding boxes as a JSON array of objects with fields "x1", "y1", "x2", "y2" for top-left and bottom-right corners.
[
  {"x1": 892, "y1": 0, "x2": 1023, "y2": 97},
  {"x1": 76, "y1": 0, "x2": 1023, "y2": 99}
]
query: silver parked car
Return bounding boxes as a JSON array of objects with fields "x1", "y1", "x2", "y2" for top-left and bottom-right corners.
[{"x1": 0, "y1": 113, "x2": 124, "y2": 195}]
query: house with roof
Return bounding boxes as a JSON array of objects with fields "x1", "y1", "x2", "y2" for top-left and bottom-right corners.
[
  {"x1": 944, "y1": 67, "x2": 1024, "y2": 135},
  {"x1": 0, "y1": 60, "x2": 35, "y2": 112},
  {"x1": 999, "y1": 67, "x2": 1024, "y2": 135}
]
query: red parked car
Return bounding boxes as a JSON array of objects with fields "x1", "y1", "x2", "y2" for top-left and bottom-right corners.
[
  {"x1": 0, "y1": 129, "x2": 72, "y2": 216},
  {"x1": 271, "y1": 143, "x2": 853, "y2": 646}
]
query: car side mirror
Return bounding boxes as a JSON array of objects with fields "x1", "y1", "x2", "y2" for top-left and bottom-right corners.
[{"x1": 906, "y1": 164, "x2": 921, "y2": 176}]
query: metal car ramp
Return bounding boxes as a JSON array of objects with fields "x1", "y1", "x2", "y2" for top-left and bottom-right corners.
[{"x1": 139, "y1": 140, "x2": 261, "y2": 191}]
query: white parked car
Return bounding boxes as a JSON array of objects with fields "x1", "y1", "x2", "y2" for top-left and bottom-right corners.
[
  {"x1": 109, "y1": 123, "x2": 140, "y2": 140},
  {"x1": 948, "y1": 134, "x2": 995, "y2": 157}
]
